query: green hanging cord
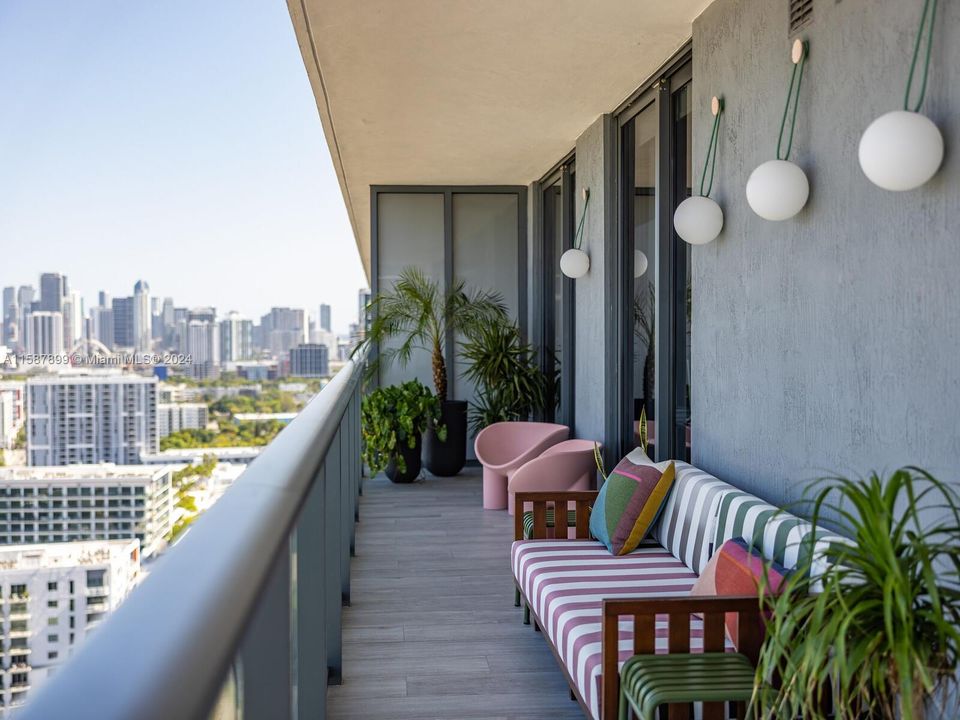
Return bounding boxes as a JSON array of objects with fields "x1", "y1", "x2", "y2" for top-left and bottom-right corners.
[
  {"x1": 699, "y1": 96, "x2": 724, "y2": 197},
  {"x1": 776, "y1": 40, "x2": 808, "y2": 161},
  {"x1": 573, "y1": 188, "x2": 590, "y2": 250},
  {"x1": 904, "y1": 0, "x2": 938, "y2": 112}
]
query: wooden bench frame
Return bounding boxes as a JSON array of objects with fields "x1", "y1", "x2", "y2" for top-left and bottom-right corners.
[{"x1": 513, "y1": 491, "x2": 763, "y2": 720}]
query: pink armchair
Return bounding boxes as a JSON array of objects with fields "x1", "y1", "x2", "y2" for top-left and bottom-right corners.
[
  {"x1": 474, "y1": 422, "x2": 569, "y2": 509},
  {"x1": 507, "y1": 439, "x2": 600, "y2": 515}
]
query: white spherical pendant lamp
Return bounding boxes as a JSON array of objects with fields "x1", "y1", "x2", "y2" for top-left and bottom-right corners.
[
  {"x1": 634, "y1": 250, "x2": 648, "y2": 278},
  {"x1": 675, "y1": 195, "x2": 724, "y2": 245},
  {"x1": 859, "y1": 0, "x2": 943, "y2": 191},
  {"x1": 675, "y1": 95, "x2": 726, "y2": 245},
  {"x1": 746, "y1": 159, "x2": 809, "y2": 221},
  {"x1": 561, "y1": 188, "x2": 592, "y2": 279},
  {"x1": 747, "y1": 40, "x2": 810, "y2": 222},
  {"x1": 859, "y1": 111, "x2": 942, "y2": 191},
  {"x1": 560, "y1": 248, "x2": 590, "y2": 279}
]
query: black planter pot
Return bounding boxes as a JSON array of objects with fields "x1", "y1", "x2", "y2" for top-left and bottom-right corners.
[
  {"x1": 385, "y1": 436, "x2": 423, "y2": 483},
  {"x1": 423, "y1": 400, "x2": 467, "y2": 477}
]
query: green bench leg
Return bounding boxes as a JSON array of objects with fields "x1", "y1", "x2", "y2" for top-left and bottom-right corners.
[
  {"x1": 514, "y1": 587, "x2": 520, "y2": 607},
  {"x1": 523, "y1": 604, "x2": 530, "y2": 625}
]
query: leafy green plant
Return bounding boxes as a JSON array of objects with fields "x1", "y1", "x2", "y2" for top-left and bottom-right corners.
[
  {"x1": 754, "y1": 467, "x2": 960, "y2": 720},
  {"x1": 361, "y1": 380, "x2": 445, "y2": 475},
  {"x1": 459, "y1": 319, "x2": 556, "y2": 435},
  {"x1": 354, "y1": 267, "x2": 506, "y2": 400}
]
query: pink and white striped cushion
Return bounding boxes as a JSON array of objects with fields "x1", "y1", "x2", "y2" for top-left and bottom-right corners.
[{"x1": 511, "y1": 539, "x2": 734, "y2": 720}]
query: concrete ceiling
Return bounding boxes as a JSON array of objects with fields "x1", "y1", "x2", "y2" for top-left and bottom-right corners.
[{"x1": 288, "y1": 0, "x2": 713, "y2": 278}]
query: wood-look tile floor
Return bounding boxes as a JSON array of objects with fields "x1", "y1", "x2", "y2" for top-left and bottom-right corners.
[{"x1": 328, "y1": 468, "x2": 585, "y2": 720}]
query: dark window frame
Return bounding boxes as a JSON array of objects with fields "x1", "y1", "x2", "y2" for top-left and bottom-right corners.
[
  {"x1": 369, "y1": 185, "x2": 529, "y2": 390},
  {"x1": 609, "y1": 50, "x2": 693, "y2": 462}
]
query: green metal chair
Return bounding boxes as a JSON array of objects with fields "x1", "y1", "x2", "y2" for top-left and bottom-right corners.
[{"x1": 618, "y1": 652, "x2": 755, "y2": 720}]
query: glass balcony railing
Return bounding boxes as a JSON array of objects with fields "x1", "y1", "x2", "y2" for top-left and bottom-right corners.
[{"x1": 19, "y1": 353, "x2": 365, "y2": 720}]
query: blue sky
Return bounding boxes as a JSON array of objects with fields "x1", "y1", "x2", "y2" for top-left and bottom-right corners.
[{"x1": 0, "y1": 0, "x2": 366, "y2": 333}]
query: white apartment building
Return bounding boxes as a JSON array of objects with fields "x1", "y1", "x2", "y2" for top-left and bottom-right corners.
[
  {"x1": 0, "y1": 382, "x2": 24, "y2": 450},
  {"x1": 186, "y1": 320, "x2": 219, "y2": 380},
  {"x1": 26, "y1": 373, "x2": 158, "y2": 466},
  {"x1": 0, "y1": 464, "x2": 174, "y2": 558},
  {"x1": 156, "y1": 403, "x2": 208, "y2": 438},
  {"x1": 25, "y1": 312, "x2": 64, "y2": 357},
  {"x1": 0, "y1": 539, "x2": 140, "y2": 714},
  {"x1": 219, "y1": 312, "x2": 253, "y2": 363}
]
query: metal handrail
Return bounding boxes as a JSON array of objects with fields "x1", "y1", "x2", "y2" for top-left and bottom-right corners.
[{"x1": 22, "y1": 354, "x2": 365, "y2": 720}]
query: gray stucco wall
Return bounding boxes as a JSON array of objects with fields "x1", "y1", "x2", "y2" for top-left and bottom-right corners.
[
  {"x1": 691, "y1": 0, "x2": 960, "y2": 506},
  {"x1": 573, "y1": 115, "x2": 614, "y2": 446}
]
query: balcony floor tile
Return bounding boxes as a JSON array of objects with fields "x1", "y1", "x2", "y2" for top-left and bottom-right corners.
[{"x1": 329, "y1": 468, "x2": 584, "y2": 719}]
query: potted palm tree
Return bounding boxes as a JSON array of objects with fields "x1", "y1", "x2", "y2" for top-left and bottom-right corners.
[
  {"x1": 754, "y1": 467, "x2": 960, "y2": 719},
  {"x1": 356, "y1": 267, "x2": 506, "y2": 476}
]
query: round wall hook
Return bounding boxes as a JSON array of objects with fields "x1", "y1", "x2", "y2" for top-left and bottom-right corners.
[{"x1": 791, "y1": 38, "x2": 807, "y2": 64}]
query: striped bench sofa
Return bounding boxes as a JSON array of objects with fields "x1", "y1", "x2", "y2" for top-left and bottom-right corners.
[{"x1": 511, "y1": 461, "x2": 841, "y2": 720}]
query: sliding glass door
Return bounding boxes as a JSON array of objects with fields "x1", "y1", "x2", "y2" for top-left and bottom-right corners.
[{"x1": 616, "y1": 59, "x2": 692, "y2": 462}]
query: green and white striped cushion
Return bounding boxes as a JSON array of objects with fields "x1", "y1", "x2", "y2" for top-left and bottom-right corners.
[
  {"x1": 653, "y1": 462, "x2": 741, "y2": 575},
  {"x1": 714, "y1": 491, "x2": 843, "y2": 577},
  {"x1": 521, "y1": 509, "x2": 580, "y2": 539}
]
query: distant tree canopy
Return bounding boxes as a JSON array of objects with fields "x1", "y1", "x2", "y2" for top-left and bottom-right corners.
[
  {"x1": 161, "y1": 421, "x2": 285, "y2": 450},
  {"x1": 208, "y1": 390, "x2": 301, "y2": 415},
  {"x1": 172, "y1": 453, "x2": 218, "y2": 485}
]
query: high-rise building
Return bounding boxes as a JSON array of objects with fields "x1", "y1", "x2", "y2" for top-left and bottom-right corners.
[
  {"x1": 38, "y1": 273, "x2": 65, "y2": 313},
  {"x1": 260, "y1": 308, "x2": 307, "y2": 358},
  {"x1": 0, "y1": 539, "x2": 141, "y2": 712},
  {"x1": 111, "y1": 297, "x2": 134, "y2": 348},
  {"x1": 17, "y1": 286, "x2": 35, "y2": 351},
  {"x1": 91, "y1": 306, "x2": 115, "y2": 349},
  {"x1": 26, "y1": 311, "x2": 65, "y2": 356},
  {"x1": 157, "y1": 403, "x2": 208, "y2": 438},
  {"x1": 289, "y1": 343, "x2": 329, "y2": 378},
  {"x1": 133, "y1": 280, "x2": 151, "y2": 353},
  {"x1": 186, "y1": 320, "x2": 219, "y2": 379},
  {"x1": 26, "y1": 374, "x2": 158, "y2": 466},
  {"x1": 62, "y1": 291, "x2": 83, "y2": 350},
  {"x1": 219, "y1": 312, "x2": 252, "y2": 363},
  {"x1": 2, "y1": 286, "x2": 17, "y2": 345},
  {"x1": 98, "y1": 291, "x2": 111, "y2": 308},
  {"x1": 319, "y1": 304, "x2": 332, "y2": 333}
]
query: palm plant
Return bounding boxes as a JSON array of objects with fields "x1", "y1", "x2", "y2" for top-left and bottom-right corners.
[
  {"x1": 355, "y1": 267, "x2": 506, "y2": 400},
  {"x1": 753, "y1": 467, "x2": 960, "y2": 719}
]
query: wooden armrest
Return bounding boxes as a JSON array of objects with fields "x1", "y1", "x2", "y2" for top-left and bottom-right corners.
[
  {"x1": 513, "y1": 490, "x2": 598, "y2": 541},
  {"x1": 600, "y1": 595, "x2": 763, "y2": 720}
]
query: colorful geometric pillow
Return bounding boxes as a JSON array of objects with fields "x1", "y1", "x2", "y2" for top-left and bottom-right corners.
[
  {"x1": 589, "y1": 448, "x2": 675, "y2": 556},
  {"x1": 713, "y1": 537, "x2": 790, "y2": 648}
]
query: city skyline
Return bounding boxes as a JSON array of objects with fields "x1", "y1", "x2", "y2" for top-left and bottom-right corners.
[
  {"x1": 1, "y1": 270, "x2": 366, "y2": 342},
  {"x1": 0, "y1": 0, "x2": 367, "y2": 334}
]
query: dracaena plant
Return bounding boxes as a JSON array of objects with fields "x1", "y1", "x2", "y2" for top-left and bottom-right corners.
[
  {"x1": 360, "y1": 380, "x2": 444, "y2": 475},
  {"x1": 753, "y1": 467, "x2": 960, "y2": 720},
  {"x1": 459, "y1": 318, "x2": 557, "y2": 435},
  {"x1": 354, "y1": 267, "x2": 506, "y2": 401}
]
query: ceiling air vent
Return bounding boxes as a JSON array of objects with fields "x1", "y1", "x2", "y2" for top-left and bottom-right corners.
[{"x1": 789, "y1": 0, "x2": 813, "y2": 35}]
